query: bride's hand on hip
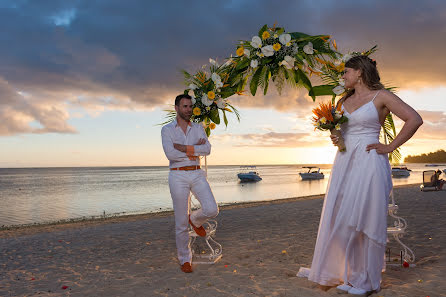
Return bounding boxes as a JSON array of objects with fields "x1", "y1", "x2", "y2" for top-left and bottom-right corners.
[
  {"x1": 366, "y1": 143, "x2": 393, "y2": 154},
  {"x1": 330, "y1": 134, "x2": 339, "y2": 145}
]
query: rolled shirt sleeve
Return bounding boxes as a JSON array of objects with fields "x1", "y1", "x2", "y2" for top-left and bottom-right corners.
[{"x1": 190, "y1": 126, "x2": 211, "y2": 156}]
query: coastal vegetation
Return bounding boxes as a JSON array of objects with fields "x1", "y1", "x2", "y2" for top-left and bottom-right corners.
[{"x1": 404, "y1": 149, "x2": 446, "y2": 163}]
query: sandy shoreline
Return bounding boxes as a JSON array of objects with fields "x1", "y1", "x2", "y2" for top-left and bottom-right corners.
[{"x1": 1, "y1": 184, "x2": 445, "y2": 296}]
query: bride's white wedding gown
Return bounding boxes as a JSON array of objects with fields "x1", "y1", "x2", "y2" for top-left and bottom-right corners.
[{"x1": 302, "y1": 92, "x2": 392, "y2": 291}]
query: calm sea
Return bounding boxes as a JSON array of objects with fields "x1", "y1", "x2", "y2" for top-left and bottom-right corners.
[{"x1": 0, "y1": 164, "x2": 438, "y2": 227}]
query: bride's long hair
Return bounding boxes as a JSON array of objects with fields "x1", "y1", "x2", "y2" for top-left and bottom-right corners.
[{"x1": 343, "y1": 55, "x2": 384, "y2": 101}]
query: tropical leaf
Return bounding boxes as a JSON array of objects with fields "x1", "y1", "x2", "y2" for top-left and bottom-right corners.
[
  {"x1": 223, "y1": 110, "x2": 228, "y2": 127},
  {"x1": 275, "y1": 27, "x2": 284, "y2": 35},
  {"x1": 382, "y1": 113, "x2": 401, "y2": 163},
  {"x1": 249, "y1": 66, "x2": 263, "y2": 96},
  {"x1": 209, "y1": 108, "x2": 220, "y2": 124},
  {"x1": 309, "y1": 85, "x2": 335, "y2": 97},
  {"x1": 258, "y1": 24, "x2": 268, "y2": 37},
  {"x1": 263, "y1": 67, "x2": 271, "y2": 95},
  {"x1": 289, "y1": 32, "x2": 311, "y2": 40},
  {"x1": 226, "y1": 103, "x2": 241, "y2": 122},
  {"x1": 158, "y1": 108, "x2": 176, "y2": 126},
  {"x1": 294, "y1": 69, "x2": 314, "y2": 100},
  {"x1": 234, "y1": 57, "x2": 250, "y2": 72},
  {"x1": 274, "y1": 67, "x2": 286, "y2": 95}
]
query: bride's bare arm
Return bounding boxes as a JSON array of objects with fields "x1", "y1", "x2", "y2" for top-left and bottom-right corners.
[{"x1": 366, "y1": 91, "x2": 423, "y2": 153}]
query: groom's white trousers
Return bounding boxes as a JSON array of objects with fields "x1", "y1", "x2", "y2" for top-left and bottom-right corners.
[{"x1": 168, "y1": 169, "x2": 219, "y2": 265}]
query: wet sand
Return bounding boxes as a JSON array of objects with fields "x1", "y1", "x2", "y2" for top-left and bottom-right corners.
[{"x1": 0, "y1": 185, "x2": 444, "y2": 296}]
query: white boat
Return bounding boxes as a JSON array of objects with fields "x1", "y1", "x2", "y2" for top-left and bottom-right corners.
[
  {"x1": 237, "y1": 166, "x2": 262, "y2": 182},
  {"x1": 299, "y1": 167, "x2": 324, "y2": 180},
  {"x1": 391, "y1": 166, "x2": 411, "y2": 177}
]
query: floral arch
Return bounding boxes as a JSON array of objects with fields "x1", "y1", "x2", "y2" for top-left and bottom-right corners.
[{"x1": 164, "y1": 24, "x2": 400, "y2": 162}]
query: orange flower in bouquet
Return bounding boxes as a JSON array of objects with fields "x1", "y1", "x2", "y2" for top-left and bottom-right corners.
[{"x1": 312, "y1": 101, "x2": 348, "y2": 152}]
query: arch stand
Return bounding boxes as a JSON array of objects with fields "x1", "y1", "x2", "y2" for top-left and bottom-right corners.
[
  {"x1": 386, "y1": 190, "x2": 415, "y2": 267},
  {"x1": 189, "y1": 156, "x2": 222, "y2": 264}
]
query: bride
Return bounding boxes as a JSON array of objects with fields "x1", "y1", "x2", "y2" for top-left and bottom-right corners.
[{"x1": 299, "y1": 55, "x2": 422, "y2": 296}]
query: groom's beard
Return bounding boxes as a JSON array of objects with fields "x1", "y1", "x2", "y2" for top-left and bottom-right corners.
[{"x1": 178, "y1": 110, "x2": 192, "y2": 122}]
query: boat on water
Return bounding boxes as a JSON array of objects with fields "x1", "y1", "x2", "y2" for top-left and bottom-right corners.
[
  {"x1": 237, "y1": 166, "x2": 262, "y2": 182},
  {"x1": 299, "y1": 166, "x2": 324, "y2": 180},
  {"x1": 391, "y1": 166, "x2": 411, "y2": 177}
]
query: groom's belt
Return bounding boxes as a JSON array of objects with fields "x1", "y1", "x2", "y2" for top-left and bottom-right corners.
[{"x1": 171, "y1": 166, "x2": 201, "y2": 171}]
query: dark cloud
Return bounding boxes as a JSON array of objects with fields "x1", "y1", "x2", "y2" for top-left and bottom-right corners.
[
  {"x1": 0, "y1": 77, "x2": 76, "y2": 135},
  {"x1": 1, "y1": 0, "x2": 445, "y2": 135}
]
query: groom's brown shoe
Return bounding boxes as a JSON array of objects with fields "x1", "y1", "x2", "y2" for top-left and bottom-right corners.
[
  {"x1": 189, "y1": 215, "x2": 206, "y2": 237},
  {"x1": 181, "y1": 262, "x2": 193, "y2": 273}
]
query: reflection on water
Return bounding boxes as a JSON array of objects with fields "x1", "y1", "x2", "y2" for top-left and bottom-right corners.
[{"x1": 0, "y1": 163, "x2": 436, "y2": 226}]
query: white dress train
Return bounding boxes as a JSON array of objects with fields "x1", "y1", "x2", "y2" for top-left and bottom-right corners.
[{"x1": 302, "y1": 92, "x2": 392, "y2": 291}]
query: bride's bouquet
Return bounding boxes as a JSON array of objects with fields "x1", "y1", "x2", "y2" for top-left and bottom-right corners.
[{"x1": 312, "y1": 101, "x2": 348, "y2": 152}]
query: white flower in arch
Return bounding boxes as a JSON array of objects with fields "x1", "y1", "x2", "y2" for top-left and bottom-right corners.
[
  {"x1": 201, "y1": 94, "x2": 213, "y2": 106},
  {"x1": 251, "y1": 36, "x2": 262, "y2": 48},
  {"x1": 279, "y1": 55, "x2": 295, "y2": 69},
  {"x1": 279, "y1": 33, "x2": 291, "y2": 45},
  {"x1": 261, "y1": 45, "x2": 274, "y2": 57},
  {"x1": 216, "y1": 98, "x2": 227, "y2": 109},
  {"x1": 303, "y1": 42, "x2": 314, "y2": 54},
  {"x1": 211, "y1": 73, "x2": 221, "y2": 84},
  {"x1": 209, "y1": 58, "x2": 219, "y2": 67},
  {"x1": 250, "y1": 59, "x2": 259, "y2": 68}
]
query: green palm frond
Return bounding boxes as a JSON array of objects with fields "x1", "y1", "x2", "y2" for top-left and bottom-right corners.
[
  {"x1": 249, "y1": 66, "x2": 264, "y2": 96},
  {"x1": 226, "y1": 103, "x2": 241, "y2": 122},
  {"x1": 157, "y1": 108, "x2": 176, "y2": 126},
  {"x1": 382, "y1": 113, "x2": 401, "y2": 163}
]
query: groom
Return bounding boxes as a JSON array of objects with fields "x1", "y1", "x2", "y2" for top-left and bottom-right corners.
[{"x1": 161, "y1": 94, "x2": 219, "y2": 273}]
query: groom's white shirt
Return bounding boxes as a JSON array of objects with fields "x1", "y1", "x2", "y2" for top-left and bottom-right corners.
[{"x1": 161, "y1": 119, "x2": 211, "y2": 168}]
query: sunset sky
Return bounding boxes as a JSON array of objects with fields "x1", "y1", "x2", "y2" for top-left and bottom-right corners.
[{"x1": 1, "y1": 0, "x2": 445, "y2": 167}]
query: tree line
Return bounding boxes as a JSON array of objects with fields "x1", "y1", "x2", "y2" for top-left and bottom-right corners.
[{"x1": 404, "y1": 149, "x2": 446, "y2": 163}]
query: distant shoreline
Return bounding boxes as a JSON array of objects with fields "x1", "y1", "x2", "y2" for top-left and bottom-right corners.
[
  {"x1": 2, "y1": 162, "x2": 443, "y2": 170},
  {"x1": 0, "y1": 164, "x2": 336, "y2": 169}
]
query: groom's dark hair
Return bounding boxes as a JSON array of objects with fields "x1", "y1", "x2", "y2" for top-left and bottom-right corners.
[{"x1": 175, "y1": 94, "x2": 192, "y2": 106}]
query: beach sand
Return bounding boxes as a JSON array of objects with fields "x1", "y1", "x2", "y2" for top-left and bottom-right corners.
[{"x1": 0, "y1": 185, "x2": 445, "y2": 296}]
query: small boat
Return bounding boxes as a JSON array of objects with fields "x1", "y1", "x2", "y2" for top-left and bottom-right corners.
[
  {"x1": 299, "y1": 167, "x2": 324, "y2": 180},
  {"x1": 391, "y1": 166, "x2": 411, "y2": 177},
  {"x1": 426, "y1": 164, "x2": 441, "y2": 167},
  {"x1": 237, "y1": 166, "x2": 262, "y2": 182}
]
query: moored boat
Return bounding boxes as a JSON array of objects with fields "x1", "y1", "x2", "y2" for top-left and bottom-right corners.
[
  {"x1": 237, "y1": 166, "x2": 262, "y2": 182},
  {"x1": 299, "y1": 167, "x2": 324, "y2": 180},
  {"x1": 391, "y1": 166, "x2": 411, "y2": 177}
]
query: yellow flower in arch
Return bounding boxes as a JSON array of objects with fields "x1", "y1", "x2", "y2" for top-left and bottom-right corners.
[
  {"x1": 207, "y1": 91, "x2": 216, "y2": 100},
  {"x1": 273, "y1": 43, "x2": 281, "y2": 51},
  {"x1": 193, "y1": 107, "x2": 201, "y2": 116},
  {"x1": 236, "y1": 47, "x2": 244, "y2": 56},
  {"x1": 209, "y1": 123, "x2": 216, "y2": 130},
  {"x1": 262, "y1": 31, "x2": 270, "y2": 40}
]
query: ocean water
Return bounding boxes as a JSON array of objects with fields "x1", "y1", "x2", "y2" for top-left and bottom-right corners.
[{"x1": 0, "y1": 163, "x2": 440, "y2": 227}]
